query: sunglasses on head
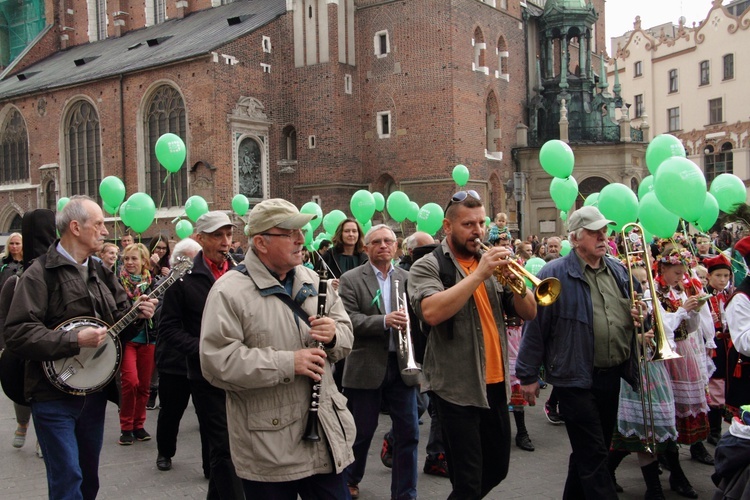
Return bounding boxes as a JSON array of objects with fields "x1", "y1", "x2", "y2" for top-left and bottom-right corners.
[{"x1": 445, "y1": 190, "x2": 481, "y2": 212}]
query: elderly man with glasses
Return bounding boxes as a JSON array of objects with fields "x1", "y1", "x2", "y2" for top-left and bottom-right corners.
[
  {"x1": 200, "y1": 199, "x2": 355, "y2": 499},
  {"x1": 338, "y1": 223, "x2": 420, "y2": 500},
  {"x1": 408, "y1": 190, "x2": 537, "y2": 499}
]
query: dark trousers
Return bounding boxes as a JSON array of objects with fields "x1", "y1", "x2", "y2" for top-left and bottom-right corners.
[
  {"x1": 242, "y1": 471, "x2": 349, "y2": 500},
  {"x1": 433, "y1": 383, "x2": 511, "y2": 500},
  {"x1": 189, "y1": 377, "x2": 244, "y2": 500},
  {"x1": 156, "y1": 372, "x2": 210, "y2": 474},
  {"x1": 556, "y1": 367, "x2": 622, "y2": 500},
  {"x1": 345, "y1": 353, "x2": 419, "y2": 500}
]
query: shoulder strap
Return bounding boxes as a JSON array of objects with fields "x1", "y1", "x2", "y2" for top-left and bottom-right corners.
[
  {"x1": 233, "y1": 264, "x2": 313, "y2": 327},
  {"x1": 431, "y1": 245, "x2": 456, "y2": 339}
]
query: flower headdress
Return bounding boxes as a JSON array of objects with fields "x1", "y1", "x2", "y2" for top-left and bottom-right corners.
[{"x1": 657, "y1": 249, "x2": 693, "y2": 267}]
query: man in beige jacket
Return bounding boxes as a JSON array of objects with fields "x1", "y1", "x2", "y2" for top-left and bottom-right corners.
[{"x1": 200, "y1": 199, "x2": 355, "y2": 499}]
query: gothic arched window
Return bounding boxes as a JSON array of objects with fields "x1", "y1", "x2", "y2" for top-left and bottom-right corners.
[
  {"x1": 144, "y1": 86, "x2": 187, "y2": 207},
  {"x1": 0, "y1": 109, "x2": 29, "y2": 184},
  {"x1": 65, "y1": 100, "x2": 102, "y2": 200}
]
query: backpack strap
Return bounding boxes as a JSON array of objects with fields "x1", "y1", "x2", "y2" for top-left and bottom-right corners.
[{"x1": 431, "y1": 245, "x2": 456, "y2": 339}]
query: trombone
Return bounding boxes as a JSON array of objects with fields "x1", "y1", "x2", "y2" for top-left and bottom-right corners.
[
  {"x1": 621, "y1": 222, "x2": 681, "y2": 454},
  {"x1": 393, "y1": 279, "x2": 420, "y2": 375},
  {"x1": 474, "y1": 239, "x2": 561, "y2": 306}
]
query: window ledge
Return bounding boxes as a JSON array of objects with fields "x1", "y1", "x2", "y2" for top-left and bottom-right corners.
[
  {"x1": 0, "y1": 181, "x2": 35, "y2": 191},
  {"x1": 485, "y1": 151, "x2": 503, "y2": 161}
]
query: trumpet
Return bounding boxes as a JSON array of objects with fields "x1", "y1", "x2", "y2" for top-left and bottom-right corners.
[
  {"x1": 474, "y1": 239, "x2": 561, "y2": 306},
  {"x1": 393, "y1": 279, "x2": 420, "y2": 375},
  {"x1": 622, "y1": 222, "x2": 681, "y2": 455}
]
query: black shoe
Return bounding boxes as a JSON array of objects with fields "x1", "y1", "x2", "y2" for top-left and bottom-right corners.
[
  {"x1": 423, "y1": 453, "x2": 449, "y2": 477},
  {"x1": 690, "y1": 441, "x2": 714, "y2": 465},
  {"x1": 118, "y1": 432, "x2": 134, "y2": 446},
  {"x1": 544, "y1": 400, "x2": 564, "y2": 425},
  {"x1": 515, "y1": 432, "x2": 535, "y2": 452},
  {"x1": 707, "y1": 432, "x2": 721, "y2": 446},
  {"x1": 380, "y1": 432, "x2": 393, "y2": 468},
  {"x1": 669, "y1": 476, "x2": 698, "y2": 499},
  {"x1": 657, "y1": 453, "x2": 670, "y2": 472},
  {"x1": 156, "y1": 455, "x2": 172, "y2": 471},
  {"x1": 133, "y1": 428, "x2": 151, "y2": 441}
]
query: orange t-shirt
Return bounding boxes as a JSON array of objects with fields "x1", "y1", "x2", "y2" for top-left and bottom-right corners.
[{"x1": 455, "y1": 256, "x2": 504, "y2": 384}]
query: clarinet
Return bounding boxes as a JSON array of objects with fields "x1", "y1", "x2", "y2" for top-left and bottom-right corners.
[{"x1": 303, "y1": 277, "x2": 328, "y2": 442}]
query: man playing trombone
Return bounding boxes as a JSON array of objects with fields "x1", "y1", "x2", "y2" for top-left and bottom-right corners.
[
  {"x1": 517, "y1": 206, "x2": 640, "y2": 500},
  {"x1": 409, "y1": 191, "x2": 536, "y2": 499},
  {"x1": 338, "y1": 224, "x2": 419, "y2": 500}
]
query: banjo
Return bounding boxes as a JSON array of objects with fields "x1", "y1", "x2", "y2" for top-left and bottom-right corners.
[{"x1": 43, "y1": 257, "x2": 193, "y2": 395}]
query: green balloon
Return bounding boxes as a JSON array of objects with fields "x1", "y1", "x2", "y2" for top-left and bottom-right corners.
[
  {"x1": 654, "y1": 157, "x2": 706, "y2": 222},
  {"x1": 485, "y1": 216, "x2": 492, "y2": 227},
  {"x1": 539, "y1": 140, "x2": 575, "y2": 179},
  {"x1": 525, "y1": 257, "x2": 546, "y2": 276},
  {"x1": 57, "y1": 197, "x2": 70, "y2": 212},
  {"x1": 638, "y1": 192, "x2": 680, "y2": 238},
  {"x1": 301, "y1": 202, "x2": 324, "y2": 231},
  {"x1": 323, "y1": 210, "x2": 347, "y2": 235},
  {"x1": 231, "y1": 194, "x2": 250, "y2": 217},
  {"x1": 99, "y1": 176, "x2": 126, "y2": 208},
  {"x1": 710, "y1": 173, "x2": 746, "y2": 213},
  {"x1": 303, "y1": 223, "x2": 313, "y2": 246},
  {"x1": 560, "y1": 240, "x2": 572, "y2": 256},
  {"x1": 387, "y1": 191, "x2": 410, "y2": 223},
  {"x1": 560, "y1": 210, "x2": 567, "y2": 221},
  {"x1": 597, "y1": 183, "x2": 639, "y2": 232},
  {"x1": 103, "y1": 203, "x2": 119, "y2": 216},
  {"x1": 638, "y1": 175, "x2": 654, "y2": 200},
  {"x1": 373, "y1": 192, "x2": 385, "y2": 212},
  {"x1": 583, "y1": 192, "x2": 599, "y2": 207},
  {"x1": 185, "y1": 195, "x2": 209, "y2": 222},
  {"x1": 122, "y1": 192, "x2": 156, "y2": 234},
  {"x1": 406, "y1": 201, "x2": 420, "y2": 223},
  {"x1": 155, "y1": 133, "x2": 187, "y2": 173},
  {"x1": 646, "y1": 134, "x2": 686, "y2": 175},
  {"x1": 416, "y1": 203, "x2": 444, "y2": 236},
  {"x1": 452, "y1": 164, "x2": 470, "y2": 186},
  {"x1": 350, "y1": 190, "x2": 376, "y2": 224},
  {"x1": 119, "y1": 200, "x2": 131, "y2": 227},
  {"x1": 362, "y1": 220, "x2": 372, "y2": 233},
  {"x1": 175, "y1": 219, "x2": 194, "y2": 239},
  {"x1": 695, "y1": 193, "x2": 720, "y2": 232},
  {"x1": 550, "y1": 176, "x2": 578, "y2": 212}
]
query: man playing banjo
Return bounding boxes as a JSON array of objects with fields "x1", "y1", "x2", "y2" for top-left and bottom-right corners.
[{"x1": 5, "y1": 195, "x2": 157, "y2": 500}]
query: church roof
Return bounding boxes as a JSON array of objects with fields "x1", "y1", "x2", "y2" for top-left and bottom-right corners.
[
  {"x1": 0, "y1": 0, "x2": 286, "y2": 100},
  {"x1": 543, "y1": 0, "x2": 589, "y2": 14}
]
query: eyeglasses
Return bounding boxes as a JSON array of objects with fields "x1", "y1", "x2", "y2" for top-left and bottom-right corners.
[
  {"x1": 369, "y1": 238, "x2": 396, "y2": 246},
  {"x1": 260, "y1": 229, "x2": 306, "y2": 240},
  {"x1": 445, "y1": 190, "x2": 480, "y2": 211}
]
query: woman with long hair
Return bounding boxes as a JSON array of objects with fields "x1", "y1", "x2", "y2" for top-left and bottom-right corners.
[
  {"x1": 0, "y1": 232, "x2": 30, "y2": 450},
  {"x1": 319, "y1": 218, "x2": 368, "y2": 278},
  {"x1": 147, "y1": 234, "x2": 171, "y2": 277},
  {"x1": 0, "y1": 233, "x2": 23, "y2": 285},
  {"x1": 117, "y1": 243, "x2": 157, "y2": 445}
]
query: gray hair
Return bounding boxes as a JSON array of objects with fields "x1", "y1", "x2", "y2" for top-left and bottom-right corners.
[
  {"x1": 56, "y1": 195, "x2": 95, "y2": 236},
  {"x1": 567, "y1": 228, "x2": 584, "y2": 245},
  {"x1": 364, "y1": 224, "x2": 397, "y2": 245},
  {"x1": 170, "y1": 238, "x2": 202, "y2": 266}
]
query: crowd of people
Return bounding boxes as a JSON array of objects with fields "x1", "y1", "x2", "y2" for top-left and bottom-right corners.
[{"x1": 0, "y1": 193, "x2": 749, "y2": 500}]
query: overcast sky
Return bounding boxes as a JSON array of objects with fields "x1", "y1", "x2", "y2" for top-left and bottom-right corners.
[{"x1": 605, "y1": 0, "x2": 718, "y2": 40}]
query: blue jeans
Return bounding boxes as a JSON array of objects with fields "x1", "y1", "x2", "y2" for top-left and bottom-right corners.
[
  {"x1": 31, "y1": 391, "x2": 107, "y2": 500},
  {"x1": 345, "y1": 353, "x2": 419, "y2": 500}
]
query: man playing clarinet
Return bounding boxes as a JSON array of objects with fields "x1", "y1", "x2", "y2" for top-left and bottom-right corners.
[{"x1": 200, "y1": 198, "x2": 355, "y2": 498}]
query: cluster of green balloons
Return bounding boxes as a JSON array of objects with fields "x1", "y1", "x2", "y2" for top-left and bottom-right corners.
[
  {"x1": 580, "y1": 134, "x2": 746, "y2": 239},
  {"x1": 542, "y1": 140, "x2": 578, "y2": 214}
]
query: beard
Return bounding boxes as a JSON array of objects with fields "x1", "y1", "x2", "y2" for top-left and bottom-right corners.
[{"x1": 449, "y1": 232, "x2": 480, "y2": 259}]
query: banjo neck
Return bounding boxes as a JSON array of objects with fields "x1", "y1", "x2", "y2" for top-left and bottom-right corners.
[{"x1": 108, "y1": 270, "x2": 180, "y2": 338}]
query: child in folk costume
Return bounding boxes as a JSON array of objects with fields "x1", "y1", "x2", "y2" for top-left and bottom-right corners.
[
  {"x1": 702, "y1": 254, "x2": 734, "y2": 444},
  {"x1": 609, "y1": 263, "x2": 688, "y2": 500}
]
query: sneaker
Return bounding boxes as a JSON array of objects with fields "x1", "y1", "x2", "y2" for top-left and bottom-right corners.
[
  {"x1": 146, "y1": 391, "x2": 159, "y2": 410},
  {"x1": 347, "y1": 483, "x2": 360, "y2": 499},
  {"x1": 423, "y1": 453, "x2": 449, "y2": 477},
  {"x1": 133, "y1": 428, "x2": 151, "y2": 441},
  {"x1": 380, "y1": 432, "x2": 393, "y2": 468},
  {"x1": 12, "y1": 426, "x2": 27, "y2": 449},
  {"x1": 544, "y1": 400, "x2": 564, "y2": 425},
  {"x1": 35, "y1": 441, "x2": 43, "y2": 459},
  {"x1": 118, "y1": 432, "x2": 134, "y2": 445}
]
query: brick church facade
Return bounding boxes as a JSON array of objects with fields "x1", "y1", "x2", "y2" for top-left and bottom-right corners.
[{"x1": 0, "y1": 0, "x2": 606, "y2": 240}]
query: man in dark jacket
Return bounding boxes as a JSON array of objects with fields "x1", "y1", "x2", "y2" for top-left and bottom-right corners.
[
  {"x1": 517, "y1": 206, "x2": 639, "y2": 500},
  {"x1": 5, "y1": 196, "x2": 157, "y2": 500},
  {"x1": 159, "y1": 211, "x2": 243, "y2": 500}
]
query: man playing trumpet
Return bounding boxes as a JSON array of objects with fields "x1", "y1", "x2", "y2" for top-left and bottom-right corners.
[{"x1": 409, "y1": 190, "x2": 536, "y2": 499}]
